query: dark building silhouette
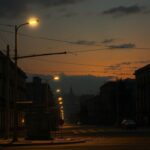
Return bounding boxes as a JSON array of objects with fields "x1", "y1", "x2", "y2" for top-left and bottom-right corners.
[
  {"x1": 99, "y1": 79, "x2": 136, "y2": 125},
  {"x1": 79, "y1": 95, "x2": 97, "y2": 124},
  {"x1": 26, "y1": 77, "x2": 55, "y2": 111},
  {"x1": 26, "y1": 77, "x2": 59, "y2": 139},
  {"x1": 79, "y1": 79, "x2": 136, "y2": 126},
  {"x1": 0, "y1": 51, "x2": 26, "y2": 137},
  {"x1": 135, "y1": 64, "x2": 150, "y2": 126}
]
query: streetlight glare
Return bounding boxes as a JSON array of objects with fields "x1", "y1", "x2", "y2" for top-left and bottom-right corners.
[
  {"x1": 53, "y1": 75, "x2": 60, "y2": 81},
  {"x1": 58, "y1": 97, "x2": 63, "y2": 101},
  {"x1": 21, "y1": 118, "x2": 25, "y2": 124},
  {"x1": 28, "y1": 18, "x2": 39, "y2": 27},
  {"x1": 59, "y1": 101, "x2": 63, "y2": 105},
  {"x1": 56, "y1": 89, "x2": 61, "y2": 93}
]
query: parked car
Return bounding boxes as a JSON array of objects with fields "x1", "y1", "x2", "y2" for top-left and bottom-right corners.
[{"x1": 121, "y1": 119, "x2": 137, "y2": 130}]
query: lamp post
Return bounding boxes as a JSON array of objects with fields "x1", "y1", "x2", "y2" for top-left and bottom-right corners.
[{"x1": 13, "y1": 18, "x2": 39, "y2": 142}]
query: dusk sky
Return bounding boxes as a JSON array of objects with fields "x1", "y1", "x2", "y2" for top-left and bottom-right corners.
[{"x1": 0, "y1": 0, "x2": 150, "y2": 78}]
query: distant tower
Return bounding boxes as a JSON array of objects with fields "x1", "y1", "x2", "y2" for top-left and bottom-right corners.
[
  {"x1": 69, "y1": 86, "x2": 74, "y2": 96},
  {"x1": 63, "y1": 86, "x2": 80, "y2": 123}
]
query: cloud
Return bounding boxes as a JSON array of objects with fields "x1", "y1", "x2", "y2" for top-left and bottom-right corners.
[
  {"x1": 106, "y1": 62, "x2": 132, "y2": 71},
  {"x1": 106, "y1": 65, "x2": 122, "y2": 71},
  {"x1": 135, "y1": 60, "x2": 150, "y2": 64},
  {"x1": 102, "y1": 4, "x2": 144, "y2": 16},
  {"x1": 73, "y1": 40, "x2": 97, "y2": 46},
  {"x1": 119, "y1": 62, "x2": 132, "y2": 65},
  {"x1": 109, "y1": 43, "x2": 136, "y2": 49},
  {"x1": 120, "y1": 60, "x2": 150, "y2": 66},
  {"x1": 105, "y1": 60, "x2": 150, "y2": 72},
  {"x1": 0, "y1": 0, "x2": 83, "y2": 18},
  {"x1": 101, "y1": 38, "x2": 115, "y2": 44},
  {"x1": 105, "y1": 62, "x2": 132, "y2": 72}
]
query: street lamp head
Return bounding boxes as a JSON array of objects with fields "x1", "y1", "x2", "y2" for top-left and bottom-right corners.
[
  {"x1": 59, "y1": 101, "x2": 63, "y2": 105},
  {"x1": 58, "y1": 97, "x2": 63, "y2": 101},
  {"x1": 53, "y1": 75, "x2": 60, "y2": 81},
  {"x1": 56, "y1": 89, "x2": 61, "y2": 93},
  {"x1": 28, "y1": 17, "x2": 39, "y2": 27}
]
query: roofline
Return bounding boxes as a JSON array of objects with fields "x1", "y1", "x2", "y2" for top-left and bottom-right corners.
[
  {"x1": 135, "y1": 64, "x2": 150, "y2": 75},
  {"x1": 0, "y1": 51, "x2": 27, "y2": 78}
]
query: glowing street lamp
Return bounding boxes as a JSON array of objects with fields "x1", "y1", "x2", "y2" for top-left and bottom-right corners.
[
  {"x1": 60, "y1": 108, "x2": 64, "y2": 112},
  {"x1": 58, "y1": 97, "x2": 63, "y2": 101},
  {"x1": 28, "y1": 17, "x2": 39, "y2": 27},
  {"x1": 21, "y1": 118, "x2": 25, "y2": 124},
  {"x1": 59, "y1": 101, "x2": 63, "y2": 105},
  {"x1": 56, "y1": 89, "x2": 61, "y2": 93},
  {"x1": 53, "y1": 75, "x2": 60, "y2": 81},
  {"x1": 60, "y1": 106, "x2": 63, "y2": 109}
]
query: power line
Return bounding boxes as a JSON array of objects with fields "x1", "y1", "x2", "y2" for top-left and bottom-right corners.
[
  {"x1": 0, "y1": 29, "x2": 14, "y2": 48},
  {"x1": 0, "y1": 32, "x2": 8, "y2": 53},
  {"x1": 0, "y1": 29, "x2": 14, "y2": 35},
  {"x1": 71, "y1": 47, "x2": 150, "y2": 53},
  {"x1": 0, "y1": 33, "x2": 8, "y2": 45},
  {"x1": 0, "y1": 29, "x2": 101, "y2": 47},
  {"x1": 20, "y1": 57, "x2": 110, "y2": 67},
  {"x1": 0, "y1": 23, "x2": 14, "y2": 27},
  {"x1": 0, "y1": 29, "x2": 150, "y2": 54},
  {"x1": 20, "y1": 57, "x2": 148, "y2": 71},
  {"x1": 23, "y1": 68, "x2": 134, "y2": 76}
]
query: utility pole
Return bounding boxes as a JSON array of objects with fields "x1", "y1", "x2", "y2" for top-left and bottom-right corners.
[
  {"x1": 12, "y1": 25, "x2": 18, "y2": 142},
  {"x1": 5, "y1": 45, "x2": 10, "y2": 139}
]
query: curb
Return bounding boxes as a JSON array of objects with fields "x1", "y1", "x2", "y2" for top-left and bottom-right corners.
[{"x1": 0, "y1": 138, "x2": 86, "y2": 147}]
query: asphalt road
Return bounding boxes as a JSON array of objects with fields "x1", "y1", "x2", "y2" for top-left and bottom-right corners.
[
  {"x1": 1, "y1": 138, "x2": 150, "y2": 150},
  {"x1": 1, "y1": 125, "x2": 150, "y2": 150}
]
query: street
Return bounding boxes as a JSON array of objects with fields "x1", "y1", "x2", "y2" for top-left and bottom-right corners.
[
  {"x1": 1, "y1": 125, "x2": 150, "y2": 150},
  {"x1": 1, "y1": 137, "x2": 150, "y2": 150}
]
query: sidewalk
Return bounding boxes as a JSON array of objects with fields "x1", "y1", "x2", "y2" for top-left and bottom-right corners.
[{"x1": 0, "y1": 137, "x2": 86, "y2": 147}]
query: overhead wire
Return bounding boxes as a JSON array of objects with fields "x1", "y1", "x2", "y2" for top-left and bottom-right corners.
[
  {"x1": 0, "y1": 31, "x2": 9, "y2": 53},
  {"x1": 0, "y1": 29, "x2": 150, "y2": 53},
  {"x1": 0, "y1": 23, "x2": 148, "y2": 79},
  {"x1": 19, "y1": 58, "x2": 136, "y2": 76},
  {"x1": 0, "y1": 30, "x2": 14, "y2": 56},
  {"x1": 0, "y1": 29, "x2": 149, "y2": 68},
  {"x1": 23, "y1": 68, "x2": 135, "y2": 78},
  {"x1": 0, "y1": 29, "x2": 102, "y2": 47},
  {"x1": 18, "y1": 56, "x2": 149, "y2": 71},
  {"x1": 0, "y1": 26, "x2": 149, "y2": 77},
  {"x1": 0, "y1": 23, "x2": 14, "y2": 27}
]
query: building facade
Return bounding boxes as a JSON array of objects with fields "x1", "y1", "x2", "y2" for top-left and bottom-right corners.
[
  {"x1": 26, "y1": 77, "x2": 55, "y2": 111},
  {"x1": 79, "y1": 79, "x2": 136, "y2": 126},
  {"x1": 99, "y1": 79, "x2": 136, "y2": 125},
  {"x1": 135, "y1": 64, "x2": 150, "y2": 126},
  {"x1": 0, "y1": 51, "x2": 27, "y2": 137},
  {"x1": 26, "y1": 77, "x2": 59, "y2": 139}
]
